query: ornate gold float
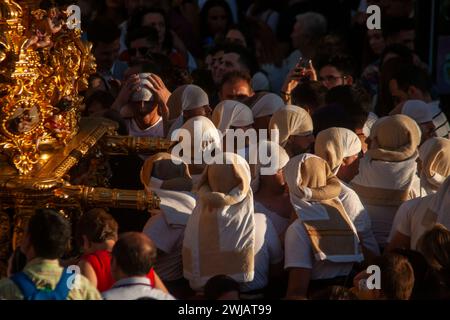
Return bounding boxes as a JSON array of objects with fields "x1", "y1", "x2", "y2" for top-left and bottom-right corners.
[{"x1": 0, "y1": 0, "x2": 173, "y2": 276}]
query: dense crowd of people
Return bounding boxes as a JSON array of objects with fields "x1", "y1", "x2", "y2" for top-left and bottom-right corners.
[{"x1": 1, "y1": 0, "x2": 450, "y2": 300}]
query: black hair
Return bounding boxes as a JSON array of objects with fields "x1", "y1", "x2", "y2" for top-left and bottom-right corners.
[
  {"x1": 127, "y1": 7, "x2": 173, "y2": 52},
  {"x1": 84, "y1": 90, "x2": 115, "y2": 116},
  {"x1": 87, "y1": 18, "x2": 121, "y2": 47},
  {"x1": 379, "y1": 43, "x2": 414, "y2": 67},
  {"x1": 382, "y1": 17, "x2": 415, "y2": 39},
  {"x1": 315, "y1": 53, "x2": 355, "y2": 79},
  {"x1": 125, "y1": 26, "x2": 160, "y2": 49},
  {"x1": 391, "y1": 63, "x2": 432, "y2": 96},
  {"x1": 199, "y1": 0, "x2": 233, "y2": 38},
  {"x1": 204, "y1": 275, "x2": 240, "y2": 300},
  {"x1": 325, "y1": 84, "x2": 371, "y2": 113},
  {"x1": 223, "y1": 23, "x2": 255, "y2": 50},
  {"x1": 219, "y1": 70, "x2": 252, "y2": 89},
  {"x1": 223, "y1": 44, "x2": 258, "y2": 75},
  {"x1": 28, "y1": 209, "x2": 71, "y2": 259},
  {"x1": 312, "y1": 103, "x2": 356, "y2": 136},
  {"x1": 292, "y1": 81, "x2": 327, "y2": 112}
]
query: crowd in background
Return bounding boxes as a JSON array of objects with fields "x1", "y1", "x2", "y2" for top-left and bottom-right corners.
[{"x1": 1, "y1": 0, "x2": 450, "y2": 300}]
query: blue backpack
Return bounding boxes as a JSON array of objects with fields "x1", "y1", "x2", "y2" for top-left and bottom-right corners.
[{"x1": 10, "y1": 268, "x2": 72, "y2": 300}]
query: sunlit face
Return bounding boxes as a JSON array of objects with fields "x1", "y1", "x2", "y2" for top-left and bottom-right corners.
[
  {"x1": 368, "y1": 29, "x2": 385, "y2": 56},
  {"x1": 142, "y1": 13, "x2": 166, "y2": 45},
  {"x1": 219, "y1": 79, "x2": 253, "y2": 101},
  {"x1": 207, "y1": 6, "x2": 228, "y2": 36},
  {"x1": 225, "y1": 29, "x2": 247, "y2": 47}
]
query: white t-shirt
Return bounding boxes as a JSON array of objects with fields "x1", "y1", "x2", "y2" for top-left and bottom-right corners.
[
  {"x1": 126, "y1": 117, "x2": 164, "y2": 138},
  {"x1": 254, "y1": 201, "x2": 290, "y2": 237},
  {"x1": 339, "y1": 182, "x2": 380, "y2": 255},
  {"x1": 143, "y1": 213, "x2": 185, "y2": 282},
  {"x1": 284, "y1": 220, "x2": 354, "y2": 280},
  {"x1": 240, "y1": 213, "x2": 283, "y2": 292},
  {"x1": 358, "y1": 174, "x2": 421, "y2": 247},
  {"x1": 102, "y1": 277, "x2": 175, "y2": 300},
  {"x1": 388, "y1": 195, "x2": 435, "y2": 250}
]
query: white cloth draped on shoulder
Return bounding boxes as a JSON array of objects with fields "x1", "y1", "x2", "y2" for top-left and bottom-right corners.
[
  {"x1": 283, "y1": 153, "x2": 363, "y2": 263},
  {"x1": 140, "y1": 152, "x2": 196, "y2": 227},
  {"x1": 351, "y1": 115, "x2": 422, "y2": 246},
  {"x1": 183, "y1": 152, "x2": 255, "y2": 290}
]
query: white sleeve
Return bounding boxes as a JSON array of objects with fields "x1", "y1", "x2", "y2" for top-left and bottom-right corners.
[
  {"x1": 284, "y1": 221, "x2": 313, "y2": 270},
  {"x1": 340, "y1": 186, "x2": 379, "y2": 254},
  {"x1": 143, "y1": 214, "x2": 182, "y2": 253},
  {"x1": 389, "y1": 200, "x2": 414, "y2": 240},
  {"x1": 265, "y1": 217, "x2": 284, "y2": 264}
]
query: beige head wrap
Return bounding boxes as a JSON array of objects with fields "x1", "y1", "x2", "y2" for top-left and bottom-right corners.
[
  {"x1": 315, "y1": 127, "x2": 362, "y2": 174},
  {"x1": 283, "y1": 154, "x2": 362, "y2": 263},
  {"x1": 140, "y1": 152, "x2": 196, "y2": 227},
  {"x1": 269, "y1": 105, "x2": 313, "y2": 147},
  {"x1": 419, "y1": 137, "x2": 450, "y2": 192},
  {"x1": 167, "y1": 84, "x2": 209, "y2": 119},
  {"x1": 140, "y1": 152, "x2": 193, "y2": 192},
  {"x1": 212, "y1": 100, "x2": 254, "y2": 133},
  {"x1": 368, "y1": 114, "x2": 421, "y2": 162},
  {"x1": 257, "y1": 140, "x2": 290, "y2": 176},
  {"x1": 183, "y1": 152, "x2": 255, "y2": 289},
  {"x1": 172, "y1": 115, "x2": 222, "y2": 165},
  {"x1": 249, "y1": 92, "x2": 284, "y2": 119}
]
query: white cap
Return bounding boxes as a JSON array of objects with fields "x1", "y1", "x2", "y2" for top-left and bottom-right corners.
[{"x1": 131, "y1": 73, "x2": 154, "y2": 102}]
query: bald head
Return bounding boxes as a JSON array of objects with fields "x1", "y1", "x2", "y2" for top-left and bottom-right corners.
[{"x1": 112, "y1": 232, "x2": 157, "y2": 278}]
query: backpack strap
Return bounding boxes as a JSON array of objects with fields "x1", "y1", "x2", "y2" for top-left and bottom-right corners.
[
  {"x1": 10, "y1": 268, "x2": 72, "y2": 300},
  {"x1": 10, "y1": 272, "x2": 39, "y2": 300},
  {"x1": 52, "y1": 268, "x2": 72, "y2": 300}
]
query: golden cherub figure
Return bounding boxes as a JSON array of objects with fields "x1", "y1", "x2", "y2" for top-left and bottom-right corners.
[{"x1": 23, "y1": 7, "x2": 64, "y2": 50}]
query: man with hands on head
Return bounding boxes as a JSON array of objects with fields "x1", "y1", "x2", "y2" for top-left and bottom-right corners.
[{"x1": 112, "y1": 70, "x2": 171, "y2": 138}]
